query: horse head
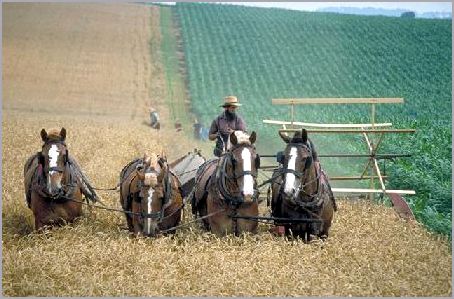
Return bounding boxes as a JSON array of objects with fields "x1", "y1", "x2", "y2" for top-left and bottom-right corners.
[
  {"x1": 135, "y1": 152, "x2": 169, "y2": 236},
  {"x1": 222, "y1": 131, "x2": 260, "y2": 203},
  {"x1": 38, "y1": 128, "x2": 69, "y2": 197},
  {"x1": 278, "y1": 129, "x2": 314, "y2": 199}
]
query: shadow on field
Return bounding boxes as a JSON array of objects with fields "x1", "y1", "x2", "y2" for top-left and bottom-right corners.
[{"x1": 5, "y1": 213, "x2": 34, "y2": 236}]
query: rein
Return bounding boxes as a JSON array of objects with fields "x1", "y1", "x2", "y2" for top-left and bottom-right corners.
[
  {"x1": 280, "y1": 165, "x2": 324, "y2": 213},
  {"x1": 68, "y1": 182, "x2": 207, "y2": 230},
  {"x1": 160, "y1": 208, "x2": 226, "y2": 234}
]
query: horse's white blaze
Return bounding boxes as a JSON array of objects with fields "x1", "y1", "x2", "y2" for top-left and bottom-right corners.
[
  {"x1": 48, "y1": 145, "x2": 59, "y2": 173},
  {"x1": 47, "y1": 144, "x2": 60, "y2": 192},
  {"x1": 145, "y1": 188, "x2": 154, "y2": 234},
  {"x1": 284, "y1": 147, "x2": 298, "y2": 194},
  {"x1": 241, "y1": 148, "x2": 254, "y2": 196}
]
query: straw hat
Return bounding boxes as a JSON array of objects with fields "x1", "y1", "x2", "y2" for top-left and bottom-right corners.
[{"x1": 221, "y1": 96, "x2": 242, "y2": 107}]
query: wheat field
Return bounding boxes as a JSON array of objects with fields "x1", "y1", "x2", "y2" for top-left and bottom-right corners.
[{"x1": 2, "y1": 3, "x2": 451, "y2": 296}]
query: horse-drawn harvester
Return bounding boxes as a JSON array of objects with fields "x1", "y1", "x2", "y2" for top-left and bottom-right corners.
[
  {"x1": 262, "y1": 98, "x2": 416, "y2": 219},
  {"x1": 24, "y1": 98, "x2": 416, "y2": 240}
]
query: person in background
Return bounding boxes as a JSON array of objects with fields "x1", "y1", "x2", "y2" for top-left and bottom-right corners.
[
  {"x1": 209, "y1": 96, "x2": 247, "y2": 157},
  {"x1": 149, "y1": 107, "x2": 160, "y2": 130}
]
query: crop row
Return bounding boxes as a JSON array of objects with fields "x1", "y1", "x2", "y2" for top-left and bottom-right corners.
[{"x1": 172, "y1": 3, "x2": 452, "y2": 237}]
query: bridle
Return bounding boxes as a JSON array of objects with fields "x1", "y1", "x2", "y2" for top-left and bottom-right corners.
[
  {"x1": 135, "y1": 157, "x2": 174, "y2": 223},
  {"x1": 215, "y1": 144, "x2": 260, "y2": 205},
  {"x1": 34, "y1": 140, "x2": 76, "y2": 201},
  {"x1": 38, "y1": 140, "x2": 69, "y2": 173},
  {"x1": 279, "y1": 142, "x2": 320, "y2": 201}
]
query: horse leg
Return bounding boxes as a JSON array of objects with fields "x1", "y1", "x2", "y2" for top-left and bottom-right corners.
[
  {"x1": 236, "y1": 202, "x2": 259, "y2": 234},
  {"x1": 34, "y1": 217, "x2": 45, "y2": 231},
  {"x1": 55, "y1": 196, "x2": 83, "y2": 225},
  {"x1": 131, "y1": 202, "x2": 142, "y2": 236},
  {"x1": 122, "y1": 198, "x2": 134, "y2": 232},
  {"x1": 318, "y1": 199, "x2": 334, "y2": 239},
  {"x1": 206, "y1": 194, "x2": 232, "y2": 236},
  {"x1": 31, "y1": 194, "x2": 52, "y2": 231},
  {"x1": 198, "y1": 199, "x2": 210, "y2": 230},
  {"x1": 125, "y1": 214, "x2": 134, "y2": 232},
  {"x1": 132, "y1": 216, "x2": 142, "y2": 237}
]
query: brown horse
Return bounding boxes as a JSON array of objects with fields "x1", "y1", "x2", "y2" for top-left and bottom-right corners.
[
  {"x1": 192, "y1": 131, "x2": 260, "y2": 236},
  {"x1": 23, "y1": 128, "x2": 98, "y2": 230},
  {"x1": 271, "y1": 129, "x2": 337, "y2": 240},
  {"x1": 119, "y1": 153, "x2": 183, "y2": 237}
]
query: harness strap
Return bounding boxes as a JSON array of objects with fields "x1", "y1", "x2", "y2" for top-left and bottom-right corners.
[
  {"x1": 31, "y1": 160, "x2": 78, "y2": 203},
  {"x1": 216, "y1": 153, "x2": 259, "y2": 206},
  {"x1": 281, "y1": 168, "x2": 304, "y2": 178}
]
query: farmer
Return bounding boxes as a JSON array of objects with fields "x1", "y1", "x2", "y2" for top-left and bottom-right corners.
[{"x1": 208, "y1": 96, "x2": 247, "y2": 157}]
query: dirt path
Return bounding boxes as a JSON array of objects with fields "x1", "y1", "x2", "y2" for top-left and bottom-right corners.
[
  {"x1": 3, "y1": 4, "x2": 146, "y2": 118},
  {"x1": 2, "y1": 3, "x2": 451, "y2": 297}
]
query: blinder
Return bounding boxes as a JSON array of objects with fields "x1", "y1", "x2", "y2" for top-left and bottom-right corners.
[
  {"x1": 157, "y1": 156, "x2": 166, "y2": 168},
  {"x1": 65, "y1": 149, "x2": 69, "y2": 164},
  {"x1": 229, "y1": 154, "x2": 237, "y2": 167},
  {"x1": 276, "y1": 151, "x2": 285, "y2": 164},
  {"x1": 281, "y1": 143, "x2": 313, "y2": 171},
  {"x1": 136, "y1": 163, "x2": 144, "y2": 171},
  {"x1": 303, "y1": 142, "x2": 313, "y2": 170},
  {"x1": 304, "y1": 155, "x2": 313, "y2": 170},
  {"x1": 37, "y1": 152, "x2": 45, "y2": 166},
  {"x1": 255, "y1": 153, "x2": 261, "y2": 169},
  {"x1": 226, "y1": 149, "x2": 258, "y2": 179}
]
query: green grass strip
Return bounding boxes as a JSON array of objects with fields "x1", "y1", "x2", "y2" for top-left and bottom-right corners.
[{"x1": 160, "y1": 6, "x2": 192, "y2": 132}]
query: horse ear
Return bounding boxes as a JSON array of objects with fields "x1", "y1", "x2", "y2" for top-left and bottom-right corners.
[
  {"x1": 40, "y1": 129, "x2": 48, "y2": 142},
  {"x1": 279, "y1": 131, "x2": 290, "y2": 144},
  {"x1": 230, "y1": 132, "x2": 238, "y2": 145},
  {"x1": 60, "y1": 128, "x2": 66, "y2": 141},
  {"x1": 249, "y1": 131, "x2": 257, "y2": 144},
  {"x1": 143, "y1": 154, "x2": 151, "y2": 165},
  {"x1": 301, "y1": 128, "x2": 308, "y2": 143}
]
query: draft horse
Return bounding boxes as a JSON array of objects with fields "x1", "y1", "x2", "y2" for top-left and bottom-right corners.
[
  {"x1": 23, "y1": 128, "x2": 98, "y2": 230},
  {"x1": 119, "y1": 153, "x2": 183, "y2": 237},
  {"x1": 271, "y1": 129, "x2": 337, "y2": 240},
  {"x1": 192, "y1": 131, "x2": 260, "y2": 236}
]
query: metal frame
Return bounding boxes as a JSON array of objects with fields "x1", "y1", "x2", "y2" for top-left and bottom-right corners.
[{"x1": 263, "y1": 97, "x2": 416, "y2": 198}]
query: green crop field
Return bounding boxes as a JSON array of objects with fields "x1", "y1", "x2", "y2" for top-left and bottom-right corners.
[{"x1": 169, "y1": 3, "x2": 452, "y2": 238}]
